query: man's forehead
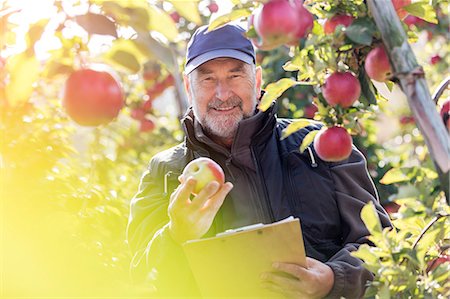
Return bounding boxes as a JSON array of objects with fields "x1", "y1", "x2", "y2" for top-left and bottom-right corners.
[{"x1": 195, "y1": 58, "x2": 248, "y2": 73}]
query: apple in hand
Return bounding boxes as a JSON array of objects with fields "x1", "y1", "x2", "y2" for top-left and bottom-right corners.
[
  {"x1": 313, "y1": 126, "x2": 353, "y2": 162},
  {"x1": 322, "y1": 71, "x2": 361, "y2": 108},
  {"x1": 365, "y1": 45, "x2": 392, "y2": 82},
  {"x1": 181, "y1": 157, "x2": 225, "y2": 195}
]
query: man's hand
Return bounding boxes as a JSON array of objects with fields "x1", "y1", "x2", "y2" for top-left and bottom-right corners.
[
  {"x1": 260, "y1": 257, "x2": 334, "y2": 299},
  {"x1": 168, "y1": 177, "x2": 233, "y2": 244}
]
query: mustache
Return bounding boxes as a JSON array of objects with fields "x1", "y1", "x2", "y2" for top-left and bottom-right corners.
[{"x1": 207, "y1": 96, "x2": 243, "y2": 110}]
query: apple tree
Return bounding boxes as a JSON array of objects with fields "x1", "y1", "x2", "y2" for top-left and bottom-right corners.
[{"x1": 1, "y1": 0, "x2": 449, "y2": 297}]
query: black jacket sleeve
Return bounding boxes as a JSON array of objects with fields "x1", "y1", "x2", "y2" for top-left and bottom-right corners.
[
  {"x1": 126, "y1": 156, "x2": 200, "y2": 297},
  {"x1": 325, "y1": 148, "x2": 391, "y2": 299}
]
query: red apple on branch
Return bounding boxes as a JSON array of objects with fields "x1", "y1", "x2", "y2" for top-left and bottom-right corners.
[
  {"x1": 324, "y1": 15, "x2": 354, "y2": 34},
  {"x1": 181, "y1": 157, "x2": 225, "y2": 195},
  {"x1": 207, "y1": 2, "x2": 219, "y2": 13},
  {"x1": 440, "y1": 99, "x2": 450, "y2": 131},
  {"x1": 63, "y1": 68, "x2": 124, "y2": 126},
  {"x1": 322, "y1": 71, "x2": 361, "y2": 108},
  {"x1": 365, "y1": 45, "x2": 392, "y2": 82},
  {"x1": 314, "y1": 126, "x2": 353, "y2": 162},
  {"x1": 427, "y1": 255, "x2": 450, "y2": 272},
  {"x1": 253, "y1": 0, "x2": 313, "y2": 49}
]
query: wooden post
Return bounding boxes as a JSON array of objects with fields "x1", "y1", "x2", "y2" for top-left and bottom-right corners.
[{"x1": 367, "y1": 0, "x2": 449, "y2": 201}]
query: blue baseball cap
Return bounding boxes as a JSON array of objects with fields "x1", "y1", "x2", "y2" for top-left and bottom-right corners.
[{"x1": 185, "y1": 24, "x2": 256, "y2": 74}]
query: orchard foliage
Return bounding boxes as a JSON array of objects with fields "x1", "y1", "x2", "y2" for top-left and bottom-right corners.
[{"x1": 1, "y1": 0, "x2": 449, "y2": 297}]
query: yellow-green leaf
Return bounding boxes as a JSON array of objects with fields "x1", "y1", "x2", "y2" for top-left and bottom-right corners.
[
  {"x1": 105, "y1": 50, "x2": 140, "y2": 73},
  {"x1": 169, "y1": 1, "x2": 202, "y2": 25},
  {"x1": 148, "y1": 5, "x2": 178, "y2": 42},
  {"x1": 299, "y1": 130, "x2": 319, "y2": 153},
  {"x1": 404, "y1": 2, "x2": 438, "y2": 24},
  {"x1": 208, "y1": 8, "x2": 252, "y2": 31},
  {"x1": 380, "y1": 168, "x2": 410, "y2": 185},
  {"x1": 361, "y1": 201, "x2": 382, "y2": 236},
  {"x1": 351, "y1": 244, "x2": 381, "y2": 273},
  {"x1": 281, "y1": 119, "x2": 316, "y2": 140},
  {"x1": 258, "y1": 78, "x2": 298, "y2": 111},
  {"x1": 5, "y1": 53, "x2": 39, "y2": 104}
]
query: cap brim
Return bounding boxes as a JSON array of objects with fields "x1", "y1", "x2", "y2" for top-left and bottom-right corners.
[{"x1": 185, "y1": 49, "x2": 254, "y2": 74}]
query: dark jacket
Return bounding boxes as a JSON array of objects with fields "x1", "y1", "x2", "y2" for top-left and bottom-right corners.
[{"x1": 127, "y1": 103, "x2": 392, "y2": 298}]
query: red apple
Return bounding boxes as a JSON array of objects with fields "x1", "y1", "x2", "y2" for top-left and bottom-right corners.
[
  {"x1": 399, "y1": 115, "x2": 415, "y2": 125},
  {"x1": 170, "y1": 11, "x2": 181, "y2": 23},
  {"x1": 365, "y1": 45, "x2": 392, "y2": 82},
  {"x1": 322, "y1": 71, "x2": 361, "y2": 108},
  {"x1": 253, "y1": 0, "x2": 305, "y2": 48},
  {"x1": 392, "y1": 0, "x2": 411, "y2": 20},
  {"x1": 440, "y1": 99, "x2": 450, "y2": 131},
  {"x1": 382, "y1": 202, "x2": 400, "y2": 214},
  {"x1": 303, "y1": 103, "x2": 318, "y2": 119},
  {"x1": 207, "y1": 2, "x2": 219, "y2": 13},
  {"x1": 291, "y1": 0, "x2": 314, "y2": 41},
  {"x1": 131, "y1": 108, "x2": 146, "y2": 121},
  {"x1": 427, "y1": 255, "x2": 450, "y2": 272},
  {"x1": 430, "y1": 55, "x2": 442, "y2": 65},
  {"x1": 181, "y1": 157, "x2": 225, "y2": 195},
  {"x1": 324, "y1": 15, "x2": 354, "y2": 34},
  {"x1": 313, "y1": 126, "x2": 353, "y2": 162},
  {"x1": 403, "y1": 15, "x2": 425, "y2": 28},
  {"x1": 143, "y1": 61, "x2": 161, "y2": 81},
  {"x1": 63, "y1": 68, "x2": 124, "y2": 126},
  {"x1": 140, "y1": 118, "x2": 155, "y2": 132}
]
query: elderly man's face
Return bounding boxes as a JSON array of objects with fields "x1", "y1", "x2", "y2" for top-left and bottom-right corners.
[{"x1": 184, "y1": 58, "x2": 262, "y2": 141}]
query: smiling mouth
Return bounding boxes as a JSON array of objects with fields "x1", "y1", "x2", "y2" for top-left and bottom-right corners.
[{"x1": 213, "y1": 106, "x2": 237, "y2": 111}]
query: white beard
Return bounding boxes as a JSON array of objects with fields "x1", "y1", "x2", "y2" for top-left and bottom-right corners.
[{"x1": 203, "y1": 109, "x2": 244, "y2": 139}]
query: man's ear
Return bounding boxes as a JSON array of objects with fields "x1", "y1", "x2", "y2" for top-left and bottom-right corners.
[
  {"x1": 183, "y1": 73, "x2": 193, "y2": 105},
  {"x1": 255, "y1": 66, "x2": 263, "y2": 99}
]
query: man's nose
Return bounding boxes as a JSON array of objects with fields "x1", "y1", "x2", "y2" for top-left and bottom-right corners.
[{"x1": 215, "y1": 80, "x2": 232, "y2": 100}]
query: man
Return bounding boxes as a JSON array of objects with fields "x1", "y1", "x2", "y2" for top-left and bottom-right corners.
[{"x1": 127, "y1": 24, "x2": 391, "y2": 298}]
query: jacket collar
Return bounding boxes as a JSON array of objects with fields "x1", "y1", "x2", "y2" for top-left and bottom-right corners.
[{"x1": 181, "y1": 101, "x2": 278, "y2": 169}]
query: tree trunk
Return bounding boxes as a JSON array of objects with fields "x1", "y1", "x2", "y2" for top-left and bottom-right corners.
[{"x1": 367, "y1": 0, "x2": 449, "y2": 201}]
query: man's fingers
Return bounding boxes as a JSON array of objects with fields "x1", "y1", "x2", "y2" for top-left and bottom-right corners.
[
  {"x1": 260, "y1": 271, "x2": 302, "y2": 292},
  {"x1": 207, "y1": 182, "x2": 233, "y2": 211},
  {"x1": 190, "y1": 181, "x2": 220, "y2": 209},
  {"x1": 273, "y1": 262, "x2": 308, "y2": 280},
  {"x1": 170, "y1": 178, "x2": 196, "y2": 207}
]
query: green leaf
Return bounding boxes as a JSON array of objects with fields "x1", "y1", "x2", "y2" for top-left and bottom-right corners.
[
  {"x1": 345, "y1": 17, "x2": 376, "y2": 46},
  {"x1": 258, "y1": 78, "x2": 298, "y2": 111},
  {"x1": 404, "y1": 2, "x2": 438, "y2": 24},
  {"x1": 135, "y1": 31, "x2": 174, "y2": 71},
  {"x1": 299, "y1": 130, "x2": 319, "y2": 153},
  {"x1": 281, "y1": 119, "x2": 317, "y2": 140},
  {"x1": 351, "y1": 244, "x2": 381, "y2": 273},
  {"x1": 380, "y1": 168, "x2": 410, "y2": 185},
  {"x1": 208, "y1": 8, "x2": 252, "y2": 31},
  {"x1": 148, "y1": 6, "x2": 179, "y2": 42},
  {"x1": 358, "y1": 66, "x2": 378, "y2": 106},
  {"x1": 169, "y1": 1, "x2": 202, "y2": 25},
  {"x1": 361, "y1": 201, "x2": 382, "y2": 236},
  {"x1": 75, "y1": 13, "x2": 118, "y2": 38},
  {"x1": 106, "y1": 50, "x2": 140, "y2": 73}
]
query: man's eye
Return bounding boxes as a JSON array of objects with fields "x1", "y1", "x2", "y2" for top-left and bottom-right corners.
[{"x1": 231, "y1": 74, "x2": 241, "y2": 79}]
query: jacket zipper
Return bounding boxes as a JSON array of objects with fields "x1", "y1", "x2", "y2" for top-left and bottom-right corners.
[
  {"x1": 286, "y1": 154, "x2": 298, "y2": 215},
  {"x1": 250, "y1": 145, "x2": 275, "y2": 223}
]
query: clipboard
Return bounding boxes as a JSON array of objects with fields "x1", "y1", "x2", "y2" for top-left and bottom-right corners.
[{"x1": 182, "y1": 217, "x2": 306, "y2": 298}]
